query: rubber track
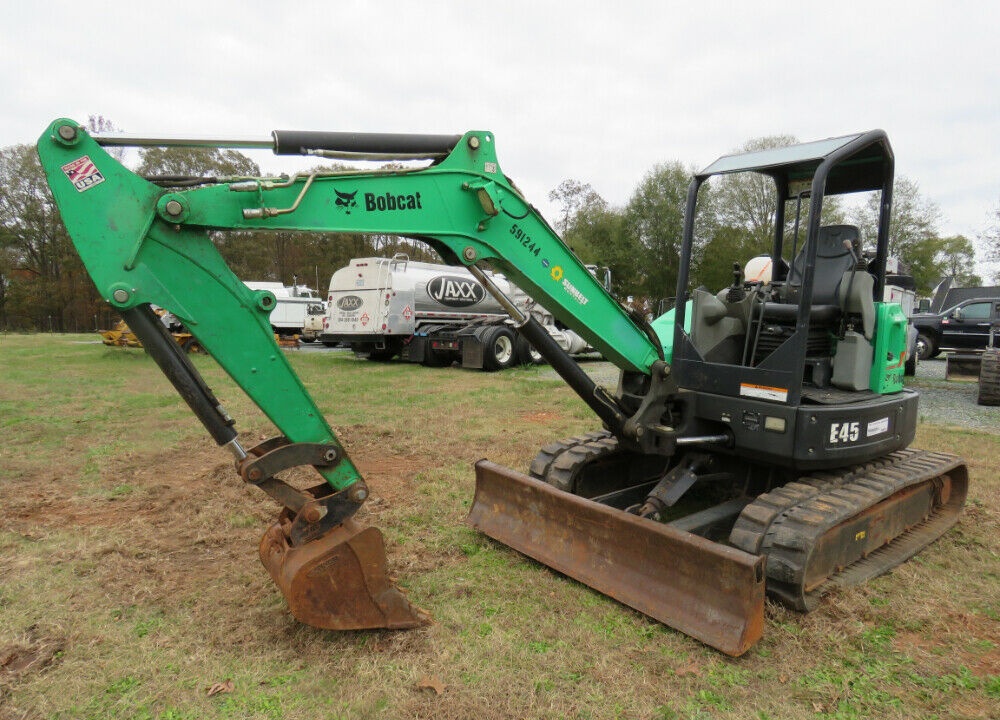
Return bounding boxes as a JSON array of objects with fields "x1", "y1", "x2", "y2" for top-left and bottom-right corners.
[
  {"x1": 528, "y1": 430, "x2": 612, "y2": 485},
  {"x1": 544, "y1": 435, "x2": 622, "y2": 493},
  {"x1": 977, "y1": 347, "x2": 1000, "y2": 406},
  {"x1": 729, "y1": 448, "x2": 967, "y2": 611}
]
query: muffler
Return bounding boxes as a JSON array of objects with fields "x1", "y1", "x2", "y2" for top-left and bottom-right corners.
[
  {"x1": 260, "y1": 518, "x2": 427, "y2": 630},
  {"x1": 467, "y1": 460, "x2": 765, "y2": 656}
]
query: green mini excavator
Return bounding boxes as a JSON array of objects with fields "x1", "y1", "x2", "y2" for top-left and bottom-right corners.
[{"x1": 37, "y1": 120, "x2": 967, "y2": 655}]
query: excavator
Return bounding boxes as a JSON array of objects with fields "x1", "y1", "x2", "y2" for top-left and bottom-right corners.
[{"x1": 37, "y1": 120, "x2": 968, "y2": 656}]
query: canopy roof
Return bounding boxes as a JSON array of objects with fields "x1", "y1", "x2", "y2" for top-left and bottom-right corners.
[{"x1": 698, "y1": 131, "x2": 892, "y2": 195}]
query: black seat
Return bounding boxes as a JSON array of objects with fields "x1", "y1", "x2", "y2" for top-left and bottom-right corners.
[{"x1": 786, "y1": 225, "x2": 860, "y2": 305}]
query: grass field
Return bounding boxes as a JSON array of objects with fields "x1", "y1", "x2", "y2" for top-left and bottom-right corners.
[{"x1": 1, "y1": 334, "x2": 997, "y2": 720}]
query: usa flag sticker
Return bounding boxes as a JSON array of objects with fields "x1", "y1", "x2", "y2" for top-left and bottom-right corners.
[{"x1": 61, "y1": 156, "x2": 105, "y2": 192}]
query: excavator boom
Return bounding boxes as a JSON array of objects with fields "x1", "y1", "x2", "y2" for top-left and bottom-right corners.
[{"x1": 37, "y1": 118, "x2": 764, "y2": 653}]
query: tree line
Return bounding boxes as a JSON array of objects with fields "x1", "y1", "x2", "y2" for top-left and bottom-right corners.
[{"x1": 0, "y1": 128, "x2": 994, "y2": 332}]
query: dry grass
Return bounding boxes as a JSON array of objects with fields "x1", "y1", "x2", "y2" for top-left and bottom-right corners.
[{"x1": 0, "y1": 334, "x2": 997, "y2": 720}]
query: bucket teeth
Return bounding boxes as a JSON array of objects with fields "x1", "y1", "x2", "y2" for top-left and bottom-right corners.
[{"x1": 260, "y1": 519, "x2": 427, "y2": 630}]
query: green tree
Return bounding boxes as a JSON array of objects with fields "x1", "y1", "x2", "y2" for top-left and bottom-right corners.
[
  {"x1": 0, "y1": 144, "x2": 97, "y2": 331},
  {"x1": 897, "y1": 233, "x2": 980, "y2": 296},
  {"x1": 622, "y1": 161, "x2": 692, "y2": 302},
  {"x1": 934, "y1": 234, "x2": 981, "y2": 287},
  {"x1": 712, "y1": 135, "x2": 800, "y2": 250},
  {"x1": 560, "y1": 195, "x2": 640, "y2": 299},
  {"x1": 549, "y1": 179, "x2": 603, "y2": 235},
  {"x1": 135, "y1": 146, "x2": 260, "y2": 178},
  {"x1": 852, "y1": 175, "x2": 940, "y2": 263}
]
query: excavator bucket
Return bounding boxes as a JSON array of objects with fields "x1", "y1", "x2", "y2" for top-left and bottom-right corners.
[
  {"x1": 468, "y1": 461, "x2": 766, "y2": 656},
  {"x1": 259, "y1": 519, "x2": 427, "y2": 630}
]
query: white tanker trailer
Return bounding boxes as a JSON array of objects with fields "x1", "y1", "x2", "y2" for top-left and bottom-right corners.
[{"x1": 320, "y1": 254, "x2": 597, "y2": 370}]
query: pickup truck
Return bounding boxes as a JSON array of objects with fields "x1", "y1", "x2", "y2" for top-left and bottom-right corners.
[{"x1": 911, "y1": 297, "x2": 1000, "y2": 360}]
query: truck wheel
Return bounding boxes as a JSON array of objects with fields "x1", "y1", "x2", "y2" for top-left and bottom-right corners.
[
  {"x1": 364, "y1": 339, "x2": 401, "y2": 362},
  {"x1": 181, "y1": 336, "x2": 206, "y2": 355},
  {"x1": 422, "y1": 344, "x2": 451, "y2": 367},
  {"x1": 977, "y1": 348, "x2": 1000, "y2": 406},
  {"x1": 515, "y1": 333, "x2": 544, "y2": 365},
  {"x1": 916, "y1": 332, "x2": 937, "y2": 361},
  {"x1": 483, "y1": 326, "x2": 517, "y2": 371}
]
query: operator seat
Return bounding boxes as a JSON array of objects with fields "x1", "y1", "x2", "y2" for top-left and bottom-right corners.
[
  {"x1": 755, "y1": 225, "x2": 876, "y2": 387},
  {"x1": 786, "y1": 225, "x2": 861, "y2": 305}
]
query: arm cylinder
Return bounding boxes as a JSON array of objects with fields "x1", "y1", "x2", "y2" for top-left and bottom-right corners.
[
  {"x1": 515, "y1": 315, "x2": 627, "y2": 434},
  {"x1": 122, "y1": 305, "x2": 238, "y2": 447}
]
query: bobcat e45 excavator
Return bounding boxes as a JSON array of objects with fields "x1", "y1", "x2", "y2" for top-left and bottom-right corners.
[{"x1": 37, "y1": 120, "x2": 968, "y2": 656}]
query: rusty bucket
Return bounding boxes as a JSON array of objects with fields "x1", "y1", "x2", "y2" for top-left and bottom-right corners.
[
  {"x1": 260, "y1": 518, "x2": 426, "y2": 630},
  {"x1": 467, "y1": 460, "x2": 766, "y2": 656}
]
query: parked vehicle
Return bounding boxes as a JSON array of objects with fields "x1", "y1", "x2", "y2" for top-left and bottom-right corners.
[
  {"x1": 243, "y1": 281, "x2": 325, "y2": 340},
  {"x1": 320, "y1": 255, "x2": 597, "y2": 369},
  {"x1": 911, "y1": 297, "x2": 1000, "y2": 360}
]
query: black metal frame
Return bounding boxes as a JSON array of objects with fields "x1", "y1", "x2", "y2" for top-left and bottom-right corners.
[{"x1": 671, "y1": 130, "x2": 895, "y2": 406}]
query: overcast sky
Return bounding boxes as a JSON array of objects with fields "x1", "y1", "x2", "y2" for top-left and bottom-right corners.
[{"x1": 3, "y1": 1, "x2": 998, "y2": 273}]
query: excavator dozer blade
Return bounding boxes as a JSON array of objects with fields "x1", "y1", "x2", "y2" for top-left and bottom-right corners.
[
  {"x1": 468, "y1": 461, "x2": 766, "y2": 656},
  {"x1": 259, "y1": 519, "x2": 427, "y2": 630}
]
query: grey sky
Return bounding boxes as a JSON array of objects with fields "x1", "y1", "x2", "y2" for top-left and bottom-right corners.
[{"x1": 3, "y1": 1, "x2": 998, "y2": 272}]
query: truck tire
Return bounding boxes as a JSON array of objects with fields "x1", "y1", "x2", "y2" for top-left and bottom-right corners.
[
  {"x1": 483, "y1": 326, "x2": 518, "y2": 371},
  {"x1": 422, "y1": 344, "x2": 451, "y2": 367},
  {"x1": 181, "y1": 336, "x2": 206, "y2": 355},
  {"x1": 977, "y1": 348, "x2": 1000, "y2": 406},
  {"x1": 515, "y1": 332, "x2": 544, "y2": 365},
  {"x1": 352, "y1": 341, "x2": 400, "y2": 362},
  {"x1": 916, "y1": 332, "x2": 938, "y2": 361},
  {"x1": 904, "y1": 349, "x2": 918, "y2": 377}
]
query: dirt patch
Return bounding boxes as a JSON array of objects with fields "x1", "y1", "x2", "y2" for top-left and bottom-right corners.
[
  {"x1": 2, "y1": 427, "x2": 446, "y2": 623},
  {"x1": 0, "y1": 627, "x2": 65, "y2": 682},
  {"x1": 894, "y1": 613, "x2": 1000, "y2": 678}
]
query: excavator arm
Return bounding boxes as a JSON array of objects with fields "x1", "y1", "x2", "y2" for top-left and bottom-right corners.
[{"x1": 37, "y1": 119, "x2": 765, "y2": 654}]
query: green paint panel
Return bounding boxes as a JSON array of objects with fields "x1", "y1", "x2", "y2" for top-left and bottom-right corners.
[{"x1": 870, "y1": 302, "x2": 908, "y2": 394}]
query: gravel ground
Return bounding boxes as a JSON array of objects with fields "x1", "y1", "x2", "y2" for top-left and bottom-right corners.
[
  {"x1": 906, "y1": 356, "x2": 1000, "y2": 433},
  {"x1": 541, "y1": 355, "x2": 1000, "y2": 435}
]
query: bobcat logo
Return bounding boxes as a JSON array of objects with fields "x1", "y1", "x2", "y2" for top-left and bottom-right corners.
[{"x1": 335, "y1": 189, "x2": 358, "y2": 214}]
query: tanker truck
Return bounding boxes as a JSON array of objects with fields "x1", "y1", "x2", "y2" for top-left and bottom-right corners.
[{"x1": 319, "y1": 254, "x2": 598, "y2": 369}]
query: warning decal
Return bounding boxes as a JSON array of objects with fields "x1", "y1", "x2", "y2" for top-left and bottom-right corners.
[
  {"x1": 61, "y1": 156, "x2": 105, "y2": 192},
  {"x1": 739, "y1": 383, "x2": 789, "y2": 403}
]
